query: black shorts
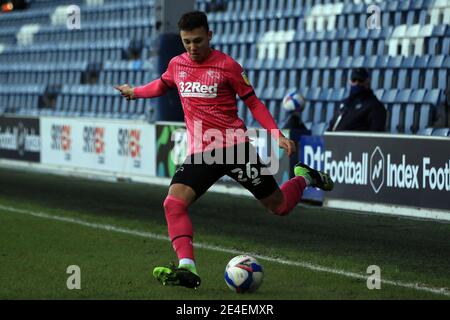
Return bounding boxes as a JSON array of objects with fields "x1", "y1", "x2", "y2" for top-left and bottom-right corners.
[{"x1": 170, "y1": 142, "x2": 279, "y2": 200}]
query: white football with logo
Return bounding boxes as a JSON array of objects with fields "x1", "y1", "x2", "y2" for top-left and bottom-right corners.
[
  {"x1": 224, "y1": 255, "x2": 264, "y2": 293},
  {"x1": 282, "y1": 91, "x2": 305, "y2": 112}
]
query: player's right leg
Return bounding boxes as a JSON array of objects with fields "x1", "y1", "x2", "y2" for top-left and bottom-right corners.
[
  {"x1": 152, "y1": 263, "x2": 201, "y2": 289},
  {"x1": 153, "y1": 155, "x2": 224, "y2": 289},
  {"x1": 153, "y1": 183, "x2": 201, "y2": 288}
]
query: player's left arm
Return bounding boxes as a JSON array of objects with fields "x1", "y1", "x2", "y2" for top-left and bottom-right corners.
[
  {"x1": 245, "y1": 95, "x2": 296, "y2": 156},
  {"x1": 226, "y1": 59, "x2": 296, "y2": 156}
]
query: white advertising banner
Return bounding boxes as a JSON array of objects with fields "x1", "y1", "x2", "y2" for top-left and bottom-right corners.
[{"x1": 40, "y1": 117, "x2": 155, "y2": 177}]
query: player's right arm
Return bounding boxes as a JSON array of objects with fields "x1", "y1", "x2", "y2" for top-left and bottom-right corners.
[
  {"x1": 114, "y1": 79, "x2": 169, "y2": 101},
  {"x1": 114, "y1": 58, "x2": 176, "y2": 100},
  {"x1": 114, "y1": 83, "x2": 136, "y2": 100}
]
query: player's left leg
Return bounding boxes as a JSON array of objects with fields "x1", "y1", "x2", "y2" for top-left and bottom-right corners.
[
  {"x1": 259, "y1": 178, "x2": 306, "y2": 216},
  {"x1": 226, "y1": 142, "x2": 333, "y2": 216},
  {"x1": 225, "y1": 142, "x2": 286, "y2": 213},
  {"x1": 261, "y1": 162, "x2": 334, "y2": 215},
  {"x1": 232, "y1": 173, "x2": 306, "y2": 216}
]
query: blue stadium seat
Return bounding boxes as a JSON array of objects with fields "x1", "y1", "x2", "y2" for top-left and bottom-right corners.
[
  {"x1": 333, "y1": 68, "x2": 345, "y2": 89},
  {"x1": 383, "y1": 69, "x2": 394, "y2": 90},
  {"x1": 135, "y1": 99, "x2": 147, "y2": 121},
  {"x1": 431, "y1": 128, "x2": 450, "y2": 137},
  {"x1": 425, "y1": 55, "x2": 446, "y2": 89},
  {"x1": 389, "y1": 104, "x2": 402, "y2": 134},
  {"x1": 443, "y1": 54, "x2": 450, "y2": 69},
  {"x1": 306, "y1": 87, "x2": 321, "y2": 101},
  {"x1": 407, "y1": 89, "x2": 427, "y2": 133},
  {"x1": 382, "y1": 89, "x2": 398, "y2": 132},
  {"x1": 410, "y1": 89, "x2": 427, "y2": 104},
  {"x1": 418, "y1": 105, "x2": 432, "y2": 132},
  {"x1": 397, "y1": 67, "x2": 411, "y2": 89},
  {"x1": 265, "y1": 100, "x2": 278, "y2": 125},
  {"x1": 324, "y1": 101, "x2": 336, "y2": 123},
  {"x1": 300, "y1": 101, "x2": 311, "y2": 124},
  {"x1": 85, "y1": 88, "x2": 98, "y2": 118},
  {"x1": 405, "y1": 9, "x2": 416, "y2": 25},
  {"x1": 311, "y1": 69, "x2": 322, "y2": 88},
  {"x1": 404, "y1": 104, "x2": 416, "y2": 134},
  {"x1": 328, "y1": 88, "x2": 344, "y2": 102},
  {"x1": 311, "y1": 122, "x2": 327, "y2": 136},
  {"x1": 391, "y1": 88, "x2": 413, "y2": 133},
  {"x1": 416, "y1": 127, "x2": 434, "y2": 136},
  {"x1": 387, "y1": 55, "x2": 403, "y2": 68},
  {"x1": 415, "y1": 89, "x2": 441, "y2": 130},
  {"x1": 80, "y1": 87, "x2": 91, "y2": 116},
  {"x1": 299, "y1": 68, "x2": 309, "y2": 88},
  {"x1": 374, "y1": 89, "x2": 384, "y2": 101},
  {"x1": 382, "y1": 89, "x2": 399, "y2": 105},
  {"x1": 442, "y1": 36, "x2": 450, "y2": 55},
  {"x1": 105, "y1": 92, "x2": 117, "y2": 118},
  {"x1": 273, "y1": 70, "x2": 288, "y2": 98},
  {"x1": 397, "y1": 89, "x2": 413, "y2": 104},
  {"x1": 54, "y1": 86, "x2": 68, "y2": 116},
  {"x1": 401, "y1": 55, "x2": 415, "y2": 69},
  {"x1": 95, "y1": 87, "x2": 106, "y2": 117},
  {"x1": 70, "y1": 86, "x2": 84, "y2": 117},
  {"x1": 318, "y1": 40, "x2": 328, "y2": 57},
  {"x1": 312, "y1": 101, "x2": 324, "y2": 124},
  {"x1": 424, "y1": 89, "x2": 442, "y2": 107}
]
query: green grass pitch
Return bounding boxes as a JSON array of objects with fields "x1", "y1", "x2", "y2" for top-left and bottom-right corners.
[{"x1": 0, "y1": 168, "x2": 449, "y2": 299}]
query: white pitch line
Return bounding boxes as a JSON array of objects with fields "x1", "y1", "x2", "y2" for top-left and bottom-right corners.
[{"x1": 1, "y1": 204, "x2": 449, "y2": 298}]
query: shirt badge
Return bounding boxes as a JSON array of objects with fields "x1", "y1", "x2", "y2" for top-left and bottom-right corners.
[
  {"x1": 207, "y1": 70, "x2": 220, "y2": 79},
  {"x1": 241, "y1": 72, "x2": 251, "y2": 86}
]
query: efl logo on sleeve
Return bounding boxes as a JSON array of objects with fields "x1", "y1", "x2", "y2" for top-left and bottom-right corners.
[{"x1": 241, "y1": 72, "x2": 251, "y2": 86}]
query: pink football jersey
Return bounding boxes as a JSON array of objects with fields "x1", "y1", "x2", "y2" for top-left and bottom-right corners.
[{"x1": 161, "y1": 49, "x2": 254, "y2": 155}]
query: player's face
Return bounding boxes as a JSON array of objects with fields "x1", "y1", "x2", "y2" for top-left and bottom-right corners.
[
  {"x1": 180, "y1": 27, "x2": 212, "y2": 62},
  {"x1": 350, "y1": 78, "x2": 371, "y2": 89}
]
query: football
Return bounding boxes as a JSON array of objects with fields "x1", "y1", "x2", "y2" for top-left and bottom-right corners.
[
  {"x1": 224, "y1": 255, "x2": 264, "y2": 293},
  {"x1": 282, "y1": 90, "x2": 305, "y2": 112}
]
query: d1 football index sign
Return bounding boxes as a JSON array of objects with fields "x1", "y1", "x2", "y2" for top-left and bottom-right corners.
[{"x1": 302, "y1": 133, "x2": 450, "y2": 211}]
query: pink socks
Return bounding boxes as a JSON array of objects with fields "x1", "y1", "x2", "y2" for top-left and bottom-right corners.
[
  {"x1": 275, "y1": 176, "x2": 307, "y2": 216},
  {"x1": 163, "y1": 195, "x2": 195, "y2": 261}
]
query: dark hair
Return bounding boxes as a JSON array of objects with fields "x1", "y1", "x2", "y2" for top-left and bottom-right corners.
[
  {"x1": 351, "y1": 68, "x2": 370, "y2": 82},
  {"x1": 178, "y1": 11, "x2": 209, "y2": 32}
]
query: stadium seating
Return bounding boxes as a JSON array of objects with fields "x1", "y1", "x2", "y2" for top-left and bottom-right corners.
[
  {"x1": 52, "y1": 84, "x2": 151, "y2": 120},
  {"x1": 432, "y1": 128, "x2": 450, "y2": 137},
  {"x1": 0, "y1": 39, "x2": 130, "y2": 63},
  {"x1": 0, "y1": 0, "x2": 448, "y2": 134},
  {"x1": 416, "y1": 127, "x2": 434, "y2": 136},
  {"x1": 0, "y1": 84, "x2": 46, "y2": 116},
  {"x1": 0, "y1": 62, "x2": 89, "y2": 85},
  {"x1": 98, "y1": 59, "x2": 158, "y2": 85}
]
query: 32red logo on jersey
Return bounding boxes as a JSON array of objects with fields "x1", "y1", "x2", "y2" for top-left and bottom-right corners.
[{"x1": 179, "y1": 81, "x2": 218, "y2": 98}]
